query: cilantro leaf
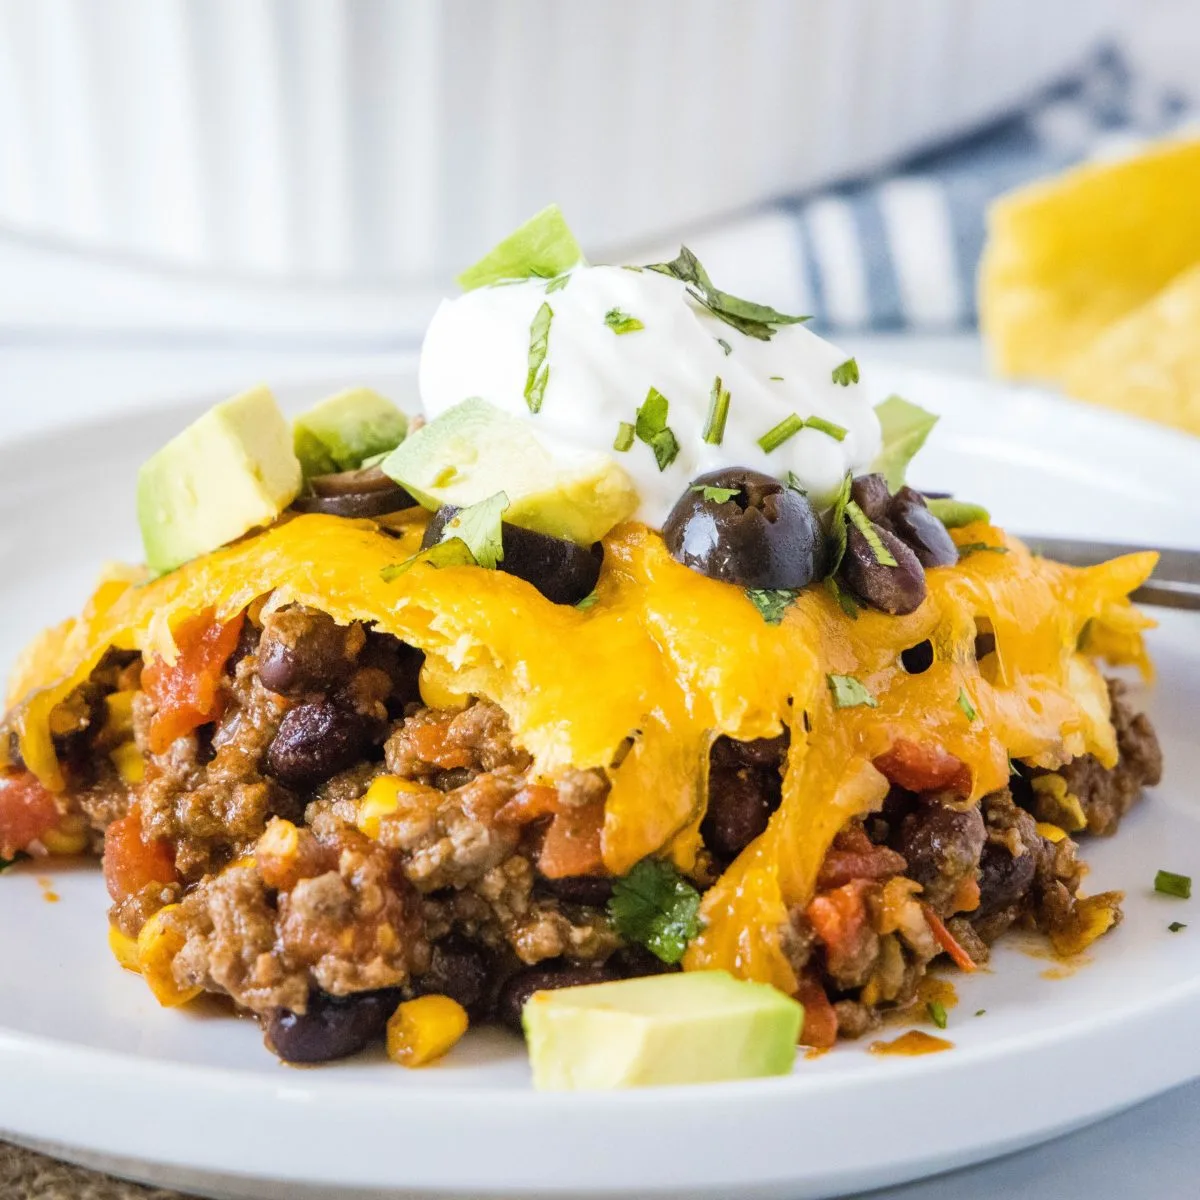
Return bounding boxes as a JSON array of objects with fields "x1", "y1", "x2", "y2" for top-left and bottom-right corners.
[
  {"x1": 437, "y1": 492, "x2": 509, "y2": 569},
  {"x1": 575, "y1": 591, "x2": 600, "y2": 611},
  {"x1": 635, "y1": 387, "x2": 680, "y2": 471},
  {"x1": 926, "y1": 498, "x2": 990, "y2": 529},
  {"x1": 716, "y1": 337, "x2": 733, "y2": 356},
  {"x1": 608, "y1": 859, "x2": 702, "y2": 964},
  {"x1": 825, "y1": 576, "x2": 859, "y2": 619},
  {"x1": 845, "y1": 500, "x2": 898, "y2": 566},
  {"x1": 831, "y1": 357, "x2": 860, "y2": 386},
  {"x1": 871, "y1": 396, "x2": 938, "y2": 492},
  {"x1": 544, "y1": 274, "x2": 571, "y2": 294},
  {"x1": 604, "y1": 308, "x2": 644, "y2": 335},
  {"x1": 645, "y1": 246, "x2": 810, "y2": 341},
  {"x1": 785, "y1": 471, "x2": 807, "y2": 495},
  {"x1": 825, "y1": 472, "x2": 854, "y2": 577},
  {"x1": 746, "y1": 588, "x2": 799, "y2": 625},
  {"x1": 381, "y1": 538, "x2": 477, "y2": 581},
  {"x1": 957, "y1": 688, "x2": 978, "y2": 722},
  {"x1": 827, "y1": 673, "x2": 877, "y2": 709},
  {"x1": 457, "y1": 204, "x2": 586, "y2": 290},
  {"x1": 691, "y1": 484, "x2": 741, "y2": 504},
  {"x1": 957, "y1": 542, "x2": 1009, "y2": 558},
  {"x1": 524, "y1": 302, "x2": 553, "y2": 414}
]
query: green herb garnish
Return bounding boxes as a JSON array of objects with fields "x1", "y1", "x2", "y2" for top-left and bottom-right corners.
[
  {"x1": 635, "y1": 387, "x2": 680, "y2": 470},
  {"x1": 826, "y1": 472, "x2": 854, "y2": 577},
  {"x1": 757, "y1": 413, "x2": 805, "y2": 454},
  {"x1": 691, "y1": 484, "x2": 741, "y2": 504},
  {"x1": 381, "y1": 538, "x2": 477, "y2": 581},
  {"x1": 957, "y1": 688, "x2": 978, "y2": 722},
  {"x1": 746, "y1": 588, "x2": 799, "y2": 625},
  {"x1": 544, "y1": 273, "x2": 571, "y2": 294},
  {"x1": 957, "y1": 542, "x2": 1009, "y2": 558},
  {"x1": 975, "y1": 1009, "x2": 987, "y2": 1017},
  {"x1": 1155, "y1": 870, "x2": 1192, "y2": 900},
  {"x1": 804, "y1": 415, "x2": 848, "y2": 442},
  {"x1": 785, "y1": 471, "x2": 807, "y2": 495},
  {"x1": 845, "y1": 500, "x2": 897, "y2": 566},
  {"x1": 870, "y1": 395, "x2": 938, "y2": 491},
  {"x1": 0, "y1": 853, "x2": 25, "y2": 874},
  {"x1": 703, "y1": 377, "x2": 731, "y2": 446},
  {"x1": 825, "y1": 577, "x2": 859, "y2": 619},
  {"x1": 575, "y1": 592, "x2": 600, "y2": 611},
  {"x1": 437, "y1": 492, "x2": 509, "y2": 569},
  {"x1": 524, "y1": 302, "x2": 553, "y2": 413},
  {"x1": 1169, "y1": 921, "x2": 1188, "y2": 933},
  {"x1": 927, "y1": 498, "x2": 990, "y2": 528},
  {"x1": 831, "y1": 357, "x2": 859, "y2": 387},
  {"x1": 608, "y1": 859, "x2": 702, "y2": 965},
  {"x1": 927, "y1": 1000, "x2": 948, "y2": 1029},
  {"x1": 827, "y1": 673, "x2": 877, "y2": 709},
  {"x1": 769, "y1": 375, "x2": 784, "y2": 381},
  {"x1": 716, "y1": 338, "x2": 733, "y2": 356},
  {"x1": 457, "y1": 204, "x2": 585, "y2": 290},
  {"x1": 605, "y1": 307, "x2": 644, "y2": 335},
  {"x1": 645, "y1": 246, "x2": 809, "y2": 340},
  {"x1": 613, "y1": 421, "x2": 635, "y2": 452}
]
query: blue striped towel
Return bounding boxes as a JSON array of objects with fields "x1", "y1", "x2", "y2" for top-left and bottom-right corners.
[{"x1": 750, "y1": 47, "x2": 1196, "y2": 334}]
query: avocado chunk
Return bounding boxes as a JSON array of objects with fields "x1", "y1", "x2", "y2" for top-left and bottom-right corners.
[
  {"x1": 293, "y1": 387, "x2": 409, "y2": 478},
  {"x1": 382, "y1": 398, "x2": 637, "y2": 546},
  {"x1": 522, "y1": 970, "x2": 803, "y2": 1091},
  {"x1": 137, "y1": 385, "x2": 302, "y2": 575}
]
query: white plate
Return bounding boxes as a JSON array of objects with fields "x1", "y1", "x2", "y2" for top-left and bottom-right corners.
[{"x1": 0, "y1": 366, "x2": 1198, "y2": 1200}]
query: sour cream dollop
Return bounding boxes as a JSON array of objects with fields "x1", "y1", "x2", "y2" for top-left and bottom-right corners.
[{"x1": 419, "y1": 265, "x2": 881, "y2": 527}]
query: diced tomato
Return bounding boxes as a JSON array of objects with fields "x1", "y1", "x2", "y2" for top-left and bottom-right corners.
[
  {"x1": 817, "y1": 824, "x2": 907, "y2": 891},
  {"x1": 794, "y1": 973, "x2": 839, "y2": 1050},
  {"x1": 405, "y1": 719, "x2": 476, "y2": 771},
  {"x1": 806, "y1": 879, "x2": 875, "y2": 980},
  {"x1": 873, "y1": 739, "x2": 971, "y2": 797},
  {"x1": 0, "y1": 771, "x2": 61, "y2": 858},
  {"x1": 102, "y1": 811, "x2": 178, "y2": 903},
  {"x1": 498, "y1": 785, "x2": 606, "y2": 879},
  {"x1": 142, "y1": 610, "x2": 245, "y2": 754},
  {"x1": 922, "y1": 902, "x2": 977, "y2": 972}
]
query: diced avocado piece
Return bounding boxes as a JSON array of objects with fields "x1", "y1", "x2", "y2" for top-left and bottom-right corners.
[
  {"x1": 381, "y1": 398, "x2": 637, "y2": 546},
  {"x1": 456, "y1": 204, "x2": 586, "y2": 291},
  {"x1": 293, "y1": 387, "x2": 408, "y2": 478},
  {"x1": 137, "y1": 385, "x2": 302, "y2": 576},
  {"x1": 522, "y1": 970, "x2": 803, "y2": 1091}
]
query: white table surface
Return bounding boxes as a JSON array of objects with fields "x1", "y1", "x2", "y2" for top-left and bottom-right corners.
[{"x1": 0, "y1": 330, "x2": 1194, "y2": 1200}]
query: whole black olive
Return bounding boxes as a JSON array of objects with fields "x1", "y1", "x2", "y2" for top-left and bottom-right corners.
[
  {"x1": 292, "y1": 465, "x2": 416, "y2": 518},
  {"x1": 849, "y1": 473, "x2": 892, "y2": 524},
  {"x1": 263, "y1": 988, "x2": 401, "y2": 1063},
  {"x1": 841, "y1": 522, "x2": 927, "y2": 615},
  {"x1": 662, "y1": 468, "x2": 827, "y2": 590},
  {"x1": 890, "y1": 487, "x2": 958, "y2": 568},
  {"x1": 420, "y1": 508, "x2": 602, "y2": 606}
]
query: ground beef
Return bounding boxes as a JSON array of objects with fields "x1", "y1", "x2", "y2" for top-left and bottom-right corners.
[
  {"x1": 111, "y1": 880, "x2": 182, "y2": 939},
  {"x1": 384, "y1": 700, "x2": 531, "y2": 780}
]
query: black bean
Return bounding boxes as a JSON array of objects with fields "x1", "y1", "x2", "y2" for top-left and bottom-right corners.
[
  {"x1": 890, "y1": 487, "x2": 958, "y2": 568},
  {"x1": 538, "y1": 874, "x2": 615, "y2": 907},
  {"x1": 702, "y1": 737, "x2": 783, "y2": 862},
  {"x1": 258, "y1": 612, "x2": 362, "y2": 698},
  {"x1": 894, "y1": 800, "x2": 986, "y2": 913},
  {"x1": 263, "y1": 988, "x2": 401, "y2": 1064},
  {"x1": 841, "y1": 522, "x2": 927, "y2": 614},
  {"x1": 495, "y1": 963, "x2": 620, "y2": 1034},
  {"x1": 850, "y1": 473, "x2": 892, "y2": 524},
  {"x1": 976, "y1": 842, "x2": 1037, "y2": 918},
  {"x1": 662, "y1": 468, "x2": 828, "y2": 590},
  {"x1": 266, "y1": 700, "x2": 373, "y2": 786},
  {"x1": 901, "y1": 640, "x2": 934, "y2": 674},
  {"x1": 413, "y1": 934, "x2": 493, "y2": 1019},
  {"x1": 360, "y1": 634, "x2": 424, "y2": 713}
]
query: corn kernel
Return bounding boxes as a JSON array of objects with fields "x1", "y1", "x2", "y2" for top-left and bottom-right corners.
[
  {"x1": 110, "y1": 741, "x2": 145, "y2": 786},
  {"x1": 386, "y1": 995, "x2": 469, "y2": 1067},
  {"x1": 41, "y1": 813, "x2": 90, "y2": 856},
  {"x1": 418, "y1": 668, "x2": 469, "y2": 711},
  {"x1": 104, "y1": 690, "x2": 137, "y2": 739},
  {"x1": 108, "y1": 923, "x2": 141, "y2": 973},
  {"x1": 137, "y1": 905, "x2": 202, "y2": 1008},
  {"x1": 1036, "y1": 821, "x2": 1069, "y2": 844},
  {"x1": 357, "y1": 776, "x2": 427, "y2": 839}
]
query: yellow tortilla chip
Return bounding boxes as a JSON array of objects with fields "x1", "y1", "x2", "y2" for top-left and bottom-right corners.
[
  {"x1": 980, "y1": 136, "x2": 1200, "y2": 381},
  {"x1": 1061, "y1": 261, "x2": 1200, "y2": 438}
]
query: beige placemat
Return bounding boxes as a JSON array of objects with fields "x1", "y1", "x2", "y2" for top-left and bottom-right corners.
[{"x1": 0, "y1": 1142, "x2": 191, "y2": 1200}]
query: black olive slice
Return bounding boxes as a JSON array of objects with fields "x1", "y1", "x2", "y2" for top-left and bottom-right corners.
[
  {"x1": 421, "y1": 507, "x2": 602, "y2": 606},
  {"x1": 292, "y1": 488, "x2": 417, "y2": 518},
  {"x1": 309, "y1": 465, "x2": 404, "y2": 497}
]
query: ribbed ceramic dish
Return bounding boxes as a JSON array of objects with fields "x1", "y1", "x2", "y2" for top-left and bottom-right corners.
[{"x1": 0, "y1": 0, "x2": 1121, "y2": 281}]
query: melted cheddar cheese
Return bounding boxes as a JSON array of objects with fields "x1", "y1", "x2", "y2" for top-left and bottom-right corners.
[{"x1": 2, "y1": 512, "x2": 1154, "y2": 990}]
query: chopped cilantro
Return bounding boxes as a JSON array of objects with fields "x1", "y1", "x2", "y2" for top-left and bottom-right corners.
[
  {"x1": 703, "y1": 377, "x2": 731, "y2": 445},
  {"x1": 845, "y1": 500, "x2": 897, "y2": 566},
  {"x1": 1155, "y1": 870, "x2": 1192, "y2": 900},
  {"x1": 524, "y1": 302, "x2": 553, "y2": 413},
  {"x1": 926, "y1": 498, "x2": 990, "y2": 528},
  {"x1": 604, "y1": 307, "x2": 644, "y2": 335},
  {"x1": 438, "y1": 492, "x2": 509, "y2": 569},
  {"x1": 746, "y1": 588, "x2": 799, "y2": 625},
  {"x1": 825, "y1": 472, "x2": 854, "y2": 577},
  {"x1": 769, "y1": 375, "x2": 784, "y2": 381},
  {"x1": 870, "y1": 396, "x2": 938, "y2": 491},
  {"x1": 975, "y1": 1009, "x2": 987, "y2": 1017},
  {"x1": 957, "y1": 542, "x2": 1009, "y2": 558},
  {"x1": 757, "y1": 413, "x2": 805, "y2": 454},
  {"x1": 825, "y1": 576, "x2": 859, "y2": 619},
  {"x1": 785, "y1": 471, "x2": 807, "y2": 495},
  {"x1": 613, "y1": 421, "x2": 635, "y2": 452},
  {"x1": 635, "y1": 388, "x2": 680, "y2": 470},
  {"x1": 957, "y1": 688, "x2": 978, "y2": 723},
  {"x1": 927, "y1": 1000, "x2": 948, "y2": 1029},
  {"x1": 827, "y1": 673, "x2": 877, "y2": 709},
  {"x1": 691, "y1": 484, "x2": 741, "y2": 504},
  {"x1": 831, "y1": 357, "x2": 860, "y2": 387},
  {"x1": 716, "y1": 337, "x2": 733, "y2": 356},
  {"x1": 544, "y1": 273, "x2": 571, "y2": 294},
  {"x1": 645, "y1": 246, "x2": 809, "y2": 340},
  {"x1": 608, "y1": 859, "x2": 702, "y2": 965},
  {"x1": 457, "y1": 204, "x2": 585, "y2": 290},
  {"x1": 575, "y1": 591, "x2": 600, "y2": 611},
  {"x1": 1169, "y1": 921, "x2": 1188, "y2": 933},
  {"x1": 381, "y1": 538, "x2": 476, "y2": 581}
]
